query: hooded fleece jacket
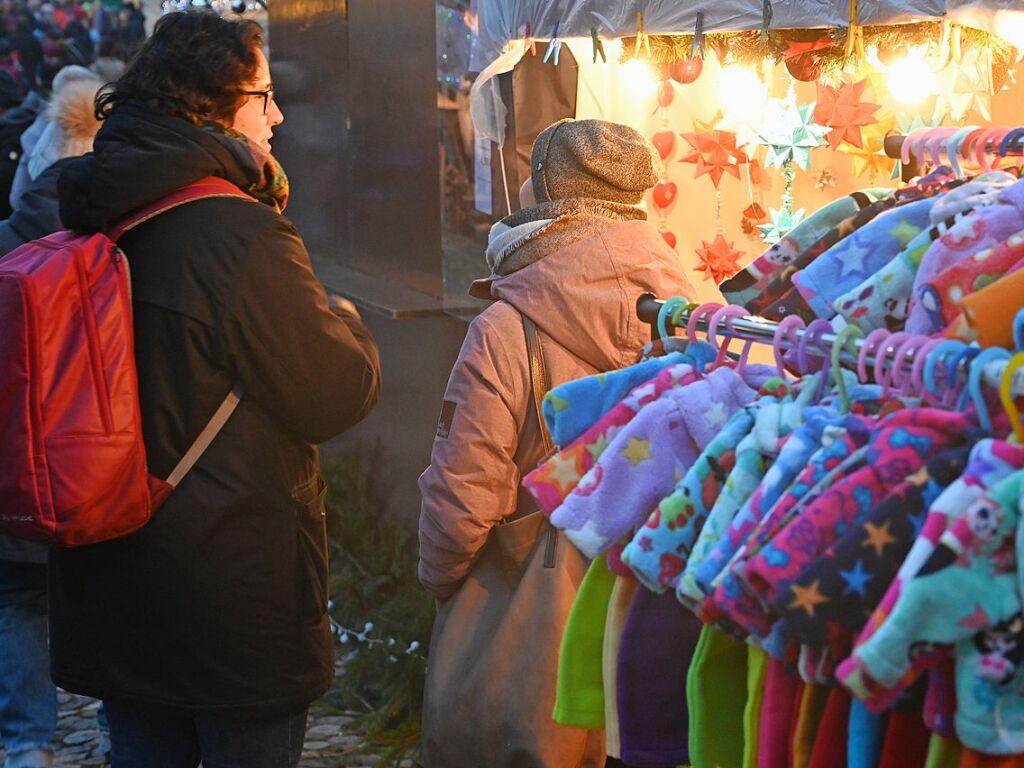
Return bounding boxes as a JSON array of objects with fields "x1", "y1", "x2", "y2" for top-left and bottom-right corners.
[{"x1": 418, "y1": 218, "x2": 695, "y2": 600}]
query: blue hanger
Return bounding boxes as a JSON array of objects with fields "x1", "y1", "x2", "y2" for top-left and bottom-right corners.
[
  {"x1": 968, "y1": 347, "x2": 1012, "y2": 432},
  {"x1": 950, "y1": 345, "x2": 981, "y2": 409},
  {"x1": 1014, "y1": 307, "x2": 1024, "y2": 351},
  {"x1": 998, "y1": 127, "x2": 1024, "y2": 157},
  {"x1": 923, "y1": 340, "x2": 967, "y2": 401},
  {"x1": 657, "y1": 296, "x2": 690, "y2": 340}
]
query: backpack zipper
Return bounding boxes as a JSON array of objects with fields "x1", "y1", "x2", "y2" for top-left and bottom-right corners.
[{"x1": 74, "y1": 246, "x2": 114, "y2": 433}]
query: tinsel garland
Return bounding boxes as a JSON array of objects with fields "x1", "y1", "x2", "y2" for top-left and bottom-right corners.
[{"x1": 621, "y1": 22, "x2": 1017, "y2": 88}]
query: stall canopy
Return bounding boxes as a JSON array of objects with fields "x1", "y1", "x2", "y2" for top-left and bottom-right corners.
[{"x1": 471, "y1": 0, "x2": 1023, "y2": 143}]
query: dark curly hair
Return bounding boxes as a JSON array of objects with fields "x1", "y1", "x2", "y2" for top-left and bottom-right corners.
[{"x1": 96, "y1": 12, "x2": 263, "y2": 125}]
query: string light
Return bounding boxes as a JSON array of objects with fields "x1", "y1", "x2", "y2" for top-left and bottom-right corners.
[
  {"x1": 621, "y1": 58, "x2": 659, "y2": 97},
  {"x1": 718, "y1": 66, "x2": 768, "y2": 126}
]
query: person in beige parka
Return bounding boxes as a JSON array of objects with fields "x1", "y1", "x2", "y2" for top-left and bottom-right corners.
[{"x1": 418, "y1": 118, "x2": 697, "y2": 768}]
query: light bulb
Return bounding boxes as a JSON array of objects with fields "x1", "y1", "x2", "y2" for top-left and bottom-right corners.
[
  {"x1": 620, "y1": 58, "x2": 659, "y2": 97},
  {"x1": 885, "y1": 47, "x2": 937, "y2": 105},
  {"x1": 719, "y1": 66, "x2": 768, "y2": 125}
]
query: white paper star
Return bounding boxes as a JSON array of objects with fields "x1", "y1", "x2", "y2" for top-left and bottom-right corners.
[
  {"x1": 932, "y1": 47, "x2": 993, "y2": 124},
  {"x1": 758, "y1": 206, "x2": 807, "y2": 245},
  {"x1": 756, "y1": 100, "x2": 831, "y2": 171}
]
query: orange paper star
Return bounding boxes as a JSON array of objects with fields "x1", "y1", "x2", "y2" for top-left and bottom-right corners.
[
  {"x1": 695, "y1": 234, "x2": 743, "y2": 283},
  {"x1": 680, "y1": 129, "x2": 748, "y2": 189},
  {"x1": 814, "y1": 79, "x2": 880, "y2": 150}
]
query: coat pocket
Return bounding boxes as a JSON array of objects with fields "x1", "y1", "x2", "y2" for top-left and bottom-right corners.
[{"x1": 292, "y1": 475, "x2": 329, "y2": 624}]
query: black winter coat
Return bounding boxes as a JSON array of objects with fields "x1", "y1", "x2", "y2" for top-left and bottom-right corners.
[{"x1": 48, "y1": 104, "x2": 381, "y2": 713}]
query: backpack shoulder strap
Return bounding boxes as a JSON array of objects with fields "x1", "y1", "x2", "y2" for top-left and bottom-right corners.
[{"x1": 109, "y1": 176, "x2": 256, "y2": 241}]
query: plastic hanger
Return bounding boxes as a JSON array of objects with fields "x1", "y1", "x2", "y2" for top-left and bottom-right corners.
[
  {"x1": 797, "y1": 319, "x2": 833, "y2": 400},
  {"x1": 891, "y1": 336, "x2": 930, "y2": 397},
  {"x1": 686, "y1": 302, "x2": 723, "y2": 345},
  {"x1": 1013, "y1": 307, "x2": 1024, "y2": 351},
  {"x1": 999, "y1": 352, "x2": 1024, "y2": 442},
  {"x1": 656, "y1": 296, "x2": 691, "y2": 339},
  {"x1": 911, "y1": 338, "x2": 944, "y2": 403},
  {"x1": 874, "y1": 332, "x2": 909, "y2": 397},
  {"x1": 974, "y1": 126, "x2": 1010, "y2": 172},
  {"x1": 998, "y1": 127, "x2": 1024, "y2": 157},
  {"x1": 925, "y1": 127, "x2": 960, "y2": 168},
  {"x1": 772, "y1": 315, "x2": 805, "y2": 379},
  {"x1": 968, "y1": 347, "x2": 1012, "y2": 433},
  {"x1": 950, "y1": 345, "x2": 982, "y2": 409},
  {"x1": 831, "y1": 325, "x2": 864, "y2": 413},
  {"x1": 947, "y1": 125, "x2": 982, "y2": 179},
  {"x1": 708, "y1": 305, "x2": 754, "y2": 371},
  {"x1": 858, "y1": 329, "x2": 892, "y2": 383},
  {"x1": 922, "y1": 339, "x2": 967, "y2": 400},
  {"x1": 901, "y1": 126, "x2": 931, "y2": 167}
]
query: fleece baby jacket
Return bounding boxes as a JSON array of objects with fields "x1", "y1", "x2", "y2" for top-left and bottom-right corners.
[
  {"x1": 807, "y1": 686, "x2": 852, "y2": 768},
  {"x1": 686, "y1": 626, "x2": 748, "y2": 768},
  {"x1": 525, "y1": 362, "x2": 701, "y2": 516},
  {"x1": 848, "y1": 699, "x2": 886, "y2": 768},
  {"x1": 622, "y1": 403, "x2": 758, "y2": 593},
  {"x1": 777, "y1": 444, "x2": 974, "y2": 653},
  {"x1": 744, "y1": 646, "x2": 770, "y2": 768},
  {"x1": 907, "y1": 177, "x2": 1024, "y2": 334},
  {"x1": 741, "y1": 408, "x2": 973, "y2": 620},
  {"x1": 542, "y1": 350, "x2": 700, "y2": 447},
  {"x1": 837, "y1": 440, "x2": 1024, "y2": 711},
  {"x1": 721, "y1": 190, "x2": 890, "y2": 307},
  {"x1": 915, "y1": 229, "x2": 1024, "y2": 336},
  {"x1": 792, "y1": 196, "x2": 937, "y2": 319},
  {"x1": 928, "y1": 173, "x2": 1017, "y2": 224},
  {"x1": 550, "y1": 366, "x2": 763, "y2": 559},
  {"x1": 844, "y1": 470, "x2": 1024, "y2": 754},
  {"x1": 553, "y1": 553, "x2": 618, "y2": 728}
]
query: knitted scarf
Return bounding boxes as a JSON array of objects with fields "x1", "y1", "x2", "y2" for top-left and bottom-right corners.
[
  {"x1": 486, "y1": 197, "x2": 647, "y2": 276},
  {"x1": 202, "y1": 121, "x2": 290, "y2": 213}
]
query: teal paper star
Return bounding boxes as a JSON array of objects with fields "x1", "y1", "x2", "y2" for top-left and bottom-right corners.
[
  {"x1": 756, "y1": 100, "x2": 831, "y2": 171},
  {"x1": 757, "y1": 205, "x2": 806, "y2": 245}
]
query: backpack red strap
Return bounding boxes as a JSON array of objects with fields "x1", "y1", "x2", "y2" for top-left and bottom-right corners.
[{"x1": 109, "y1": 176, "x2": 256, "y2": 241}]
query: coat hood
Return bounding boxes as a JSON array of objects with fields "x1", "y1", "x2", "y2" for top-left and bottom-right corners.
[
  {"x1": 58, "y1": 102, "x2": 263, "y2": 232},
  {"x1": 488, "y1": 219, "x2": 696, "y2": 372}
]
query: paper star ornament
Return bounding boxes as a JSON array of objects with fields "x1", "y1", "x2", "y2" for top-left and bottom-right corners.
[
  {"x1": 694, "y1": 234, "x2": 743, "y2": 283},
  {"x1": 680, "y1": 128, "x2": 748, "y2": 188},
  {"x1": 814, "y1": 169, "x2": 837, "y2": 190},
  {"x1": 839, "y1": 114, "x2": 896, "y2": 179},
  {"x1": 756, "y1": 100, "x2": 830, "y2": 170},
  {"x1": 932, "y1": 47, "x2": 993, "y2": 124},
  {"x1": 757, "y1": 206, "x2": 806, "y2": 245},
  {"x1": 813, "y1": 79, "x2": 880, "y2": 149}
]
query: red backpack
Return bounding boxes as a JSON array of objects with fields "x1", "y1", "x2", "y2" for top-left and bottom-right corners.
[{"x1": 0, "y1": 176, "x2": 254, "y2": 546}]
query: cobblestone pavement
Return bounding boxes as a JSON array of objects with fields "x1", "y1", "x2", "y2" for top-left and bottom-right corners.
[{"x1": 0, "y1": 691, "x2": 411, "y2": 768}]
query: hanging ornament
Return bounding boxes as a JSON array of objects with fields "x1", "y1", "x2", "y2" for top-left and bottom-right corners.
[
  {"x1": 661, "y1": 230, "x2": 677, "y2": 249},
  {"x1": 814, "y1": 169, "x2": 837, "y2": 191},
  {"x1": 931, "y1": 47, "x2": 993, "y2": 124},
  {"x1": 670, "y1": 57, "x2": 703, "y2": 84},
  {"x1": 757, "y1": 206, "x2": 807, "y2": 245},
  {"x1": 652, "y1": 181, "x2": 678, "y2": 210},
  {"x1": 741, "y1": 202, "x2": 768, "y2": 236},
  {"x1": 785, "y1": 53, "x2": 825, "y2": 83},
  {"x1": 813, "y1": 79, "x2": 881, "y2": 150},
  {"x1": 652, "y1": 131, "x2": 676, "y2": 161},
  {"x1": 840, "y1": 114, "x2": 897, "y2": 179},
  {"x1": 755, "y1": 99, "x2": 830, "y2": 171},
  {"x1": 695, "y1": 234, "x2": 744, "y2": 283},
  {"x1": 657, "y1": 81, "x2": 675, "y2": 109},
  {"x1": 679, "y1": 128, "x2": 748, "y2": 189}
]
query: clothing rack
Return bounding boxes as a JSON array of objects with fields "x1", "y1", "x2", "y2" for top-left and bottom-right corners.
[{"x1": 635, "y1": 293, "x2": 1024, "y2": 394}]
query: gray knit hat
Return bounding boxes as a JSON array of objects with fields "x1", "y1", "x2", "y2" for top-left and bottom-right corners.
[{"x1": 530, "y1": 118, "x2": 662, "y2": 205}]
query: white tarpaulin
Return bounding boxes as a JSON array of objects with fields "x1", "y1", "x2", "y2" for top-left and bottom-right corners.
[{"x1": 470, "y1": 0, "x2": 1012, "y2": 142}]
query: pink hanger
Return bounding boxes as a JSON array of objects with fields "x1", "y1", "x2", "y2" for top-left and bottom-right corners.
[
  {"x1": 911, "y1": 338, "x2": 944, "y2": 403},
  {"x1": 772, "y1": 315, "x2": 805, "y2": 379},
  {"x1": 901, "y1": 126, "x2": 931, "y2": 166},
  {"x1": 708, "y1": 305, "x2": 754, "y2": 371},
  {"x1": 874, "y1": 332, "x2": 910, "y2": 396},
  {"x1": 975, "y1": 126, "x2": 1011, "y2": 172},
  {"x1": 798, "y1": 320, "x2": 833, "y2": 398},
  {"x1": 947, "y1": 125, "x2": 983, "y2": 179},
  {"x1": 686, "y1": 302, "x2": 723, "y2": 345},
  {"x1": 925, "y1": 127, "x2": 960, "y2": 168},
  {"x1": 858, "y1": 328, "x2": 892, "y2": 383},
  {"x1": 891, "y1": 335, "x2": 931, "y2": 396}
]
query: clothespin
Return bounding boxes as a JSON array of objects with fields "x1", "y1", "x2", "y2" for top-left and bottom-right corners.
[
  {"x1": 760, "y1": 0, "x2": 773, "y2": 49},
  {"x1": 591, "y1": 11, "x2": 613, "y2": 64},
  {"x1": 543, "y1": 20, "x2": 562, "y2": 65},
  {"x1": 690, "y1": 12, "x2": 705, "y2": 60},
  {"x1": 634, "y1": 11, "x2": 651, "y2": 58},
  {"x1": 844, "y1": 0, "x2": 864, "y2": 59},
  {"x1": 590, "y1": 28, "x2": 606, "y2": 63},
  {"x1": 520, "y1": 22, "x2": 536, "y2": 56}
]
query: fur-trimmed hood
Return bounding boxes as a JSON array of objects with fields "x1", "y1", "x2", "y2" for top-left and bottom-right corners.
[{"x1": 27, "y1": 75, "x2": 103, "y2": 180}]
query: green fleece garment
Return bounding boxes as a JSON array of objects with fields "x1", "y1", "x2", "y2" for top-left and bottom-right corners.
[
  {"x1": 687, "y1": 625, "x2": 747, "y2": 768},
  {"x1": 923, "y1": 734, "x2": 962, "y2": 768},
  {"x1": 744, "y1": 646, "x2": 769, "y2": 768},
  {"x1": 553, "y1": 554, "x2": 617, "y2": 728}
]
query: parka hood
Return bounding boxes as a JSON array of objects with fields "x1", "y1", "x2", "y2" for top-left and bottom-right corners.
[{"x1": 489, "y1": 219, "x2": 695, "y2": 372}]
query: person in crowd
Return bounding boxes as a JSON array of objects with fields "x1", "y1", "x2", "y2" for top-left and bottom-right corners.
[
  {"x1": 418, "y1": 118, "x2": 696, "y2": 767},
  {"x1": 8, "y1": 11, "x2": 42, "y2": 91},
  {"x1": 46, "y1": 12, "x2": 382, "y2": 768},
  {"x1": 0, "y1": 67, "x2": 103, "y2": 768}
]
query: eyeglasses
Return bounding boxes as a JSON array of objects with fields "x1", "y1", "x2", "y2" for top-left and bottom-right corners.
[{"x1": 236, "y1": 85, "x2": 274, "y2": 115}]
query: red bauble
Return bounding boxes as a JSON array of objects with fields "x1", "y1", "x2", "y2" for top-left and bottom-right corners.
[
  {"x1": 661, "y1": 230, "x2": 677, "y2": 249},
  {"x1": 669, "y1": 57, "x2": 703, "y2": 84},
  {"x1": 657, "y1": 81, "x2": 675, "y2": 108},
  {"x1": 784, "y1": 52, "x2": 823, "y2": 82},
  {"x1": 652, "y1": 131, "x2": 676, "y2": 161},
  {"x1": 652, "y1": 181, "x2": 678, "y2": 210}
]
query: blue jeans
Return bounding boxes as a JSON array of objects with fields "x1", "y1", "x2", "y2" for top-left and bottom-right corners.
[
  {"x1": 0, "y1": 560, "x2": 57, "y2": 766},
  {"x1": 103, "y1": 700, "x2": 309, "y2": 768}
]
